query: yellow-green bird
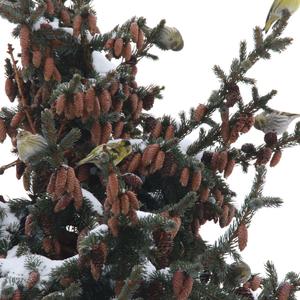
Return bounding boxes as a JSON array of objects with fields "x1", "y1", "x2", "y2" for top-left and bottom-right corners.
[
  {"x1": 264, "y1": 0, "x2": 300, "y2": 33},
  {"x1": 76, "y1": 140, "x2": 132, "y2": 169},
  {"x1": 254, "y1": 109, "x2": 300, "y2": 134},
  {"x1": 16, "y1": 130, "x2": 48, "y2": 163}
]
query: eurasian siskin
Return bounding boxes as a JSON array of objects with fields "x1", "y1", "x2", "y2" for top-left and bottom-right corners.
[
  {"x1": 264, "y1": 0, "x2": 300, "y2": 33},
  {"x1": 254, "y1": 109, "x2": 300, "y2": 134},
  {"x1": 228, "y1": 261, "x2": 252, "y2": 285},
  {"x1": 76, "y1": 140, "x2": 132, "y2": 169},
  {"x1": 16, "y1": 130, "x2": 48, "y2": 163}
]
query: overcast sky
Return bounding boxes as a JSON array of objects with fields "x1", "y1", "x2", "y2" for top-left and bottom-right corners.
[{"x1": 0, "y1": 0, "x2": 299, "y2": 290}]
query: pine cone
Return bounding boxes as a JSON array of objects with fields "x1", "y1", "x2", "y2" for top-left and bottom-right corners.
[
  {"x1": 101, "y1": 122, "x2": 112, "y2": 144},
  {"x1": 12, "y1": 288, "x2": 22, "y2": 300},
  {"x1": 99, "y1": 89, "x2": 112, "y2": 113},
  {"x1": 88, "y1": 14, "x2": 100, "y2": 35},
  {"x1": 20, "y1": 24, "x2": 30, "y2": 49},
  {"x1": 137, "y1": 29, "x2": 145, "y2": 50},
  {"x1": 264, "y1": 131, "x2": 278, "y2": 147},
  {"x1": 217, "y1": 151, "x2": 228, "y2": 173},
  {"x1": 72, "y1": 178, "x2": 83, "y2": 211},
  {"x1": 53, "y1": 66, "x2": 62, "y2": 82},
  {"x1": 21, "y1": 48, "x2": 30, "y2": 68},
  {"x1": 90, "y1": 120, "x2": 102, "y2": 146},
  {"x1": 224, "y1": 159, "x2": 235, "y2": 178},
  {"x1": 213, "y1": 188, "x2": 224, "y2": 207},
  {"x1": 178, "y1": 275, "x2": 193, "y2": 300},
  {"x1": 66, "y1": 167, "x2": 76, "y2": 193},
  {"x1": 256, "y1": 147, "x2": 273, "y2": 165},
  {"x1": 73, "y1": 15, "x2": 82, "y2": 37},
  {"x1": 60, "y1": 8, "x2": 71, "y2": 25},
  {"x1": 114, "y1": 38, "x2": 124, "y2": 57},
  {"x1": 111, "y1": 198, "x2": 121, "y2": 217},
  {"x1": 250, "y1": 275, "x2": 261, "y2": 291},
  {"x1": 191, "y1": 170, "x2": 202, "y2": 192},
  {"x1": 161, "y1": 152, "x2": 177, "y2": 177},
  {"x1": 86, "y1": 87, "x2": 96, "y2": 113},
  {"x1": 74, "y1": 92, "x2": 84, "y2": 118},
  {"x1": 123, "y1": 173, "x2": 143, "y2": 190},
  {"x1": 180, "y1": 167, "x2": 190, "y2": 187},
  {"x1": 193, "y1": 104, "x2": 207, "y2": 122},
  {"x1": 10, "y1": 111, "x2": 25, "y2": 128},
  {"x1": 225, "y1": 83, "x2": 241, "y2": 107},
  {"x1": 122, "y1": 42, "x2": 132, "y2": 61},
  {"x1": 133, "y1": 99, "x2": 143, "y2": 120},
  {"x1": 165, "y1": 124, "x2": 175, "y2": 141},
  {"x1": 54, "y1": 194, "x2": 73, "y2": 213},
  {"x1": 16, "y1": 160, "x2": 26, "y2": 180},
  {"x1": 237, "y1": 223, "x2": 248, "y2": 251},
  {"x1": 172, "y1": 270, "x2": 184, "y2": 297},
  {"x1": 210, "y1": 152, "x2": 219, "y2": 172},
  {"x1": 129, "y1": 93, "x2": 139, "y2": 112},
  {"x1": 270, "y1": 149, "x2": 282, "y2": 167},
  {"x1": 219, "y1": 205, "x2": 229, "y2": 228},
  {"x1": 24, "y1": 214, "x2": 33, "y2": 236},
  {"x1": 27, "y1": 271, "x2": 40, "y2": 289},
  {"x1": 130, "y1": 22, "x2": 139, "y2": 43},
  {"x1": 120, "y1": 193, "x2": 130, "y2": 215},
  {"x1": 107, "y1": 173, "x2": 119, "y2": 200},
  {"x1": 32, "y1": 49, "x2": 42, "y2": 68},
  {"x1": 108, "y1": 217, "x2": 119, "y2": 237},
  {"x1": 235, "y1": 287, "x2": 254, "y2": 300},
  {"x1": 278, "y1": 283, "x2": 292, "y2": 300},
  {"x1": 113, "y1": 121, "x2": 124, "y2": 139},
  {"x1": 46, "y1": 0, "x2": 55, "y2": 15},
  {"x1": 142, "y1": 94, "x2": 155, "y2": 110},
  {"x1": 5, "y1": 78, "x2": 17, "y2": 102},
  {"x1": 142, "y1": 144, "x2": 160, "y2": 167},
  {"x1": 127, "y1": 190, "x2": 140, "y2": 210},
  {"x1": 54, "y1": 167, "x2": 68, "y2": 198},
  {"x1": 127, "y1": 152, "x2": 142, "y2": 173},
  {"x1": 150, "y1": 120, "x2": 163, "y2": 139},
  {"x1": 152, "y1": 150, "x2": 166, "y2": 173},
  {"x1": 44, "y1": 57, "x2": 55, "y2": 81},
  {"x1": 241, "y1": 143, "x2": 256, "y2": 155}
]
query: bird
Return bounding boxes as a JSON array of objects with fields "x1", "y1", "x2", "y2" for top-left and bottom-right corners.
[
  {"x1": 16, "y1": 130, "x2": 48, "y2": 163},
  {"x1": 254, "y1": 108, "x2": 300, "y2": 134},
  {"x1": 76, "y1": 140, "x2": 132, "y2": 169},
  {"x1": 264, "y1": 0, "x2": 300, "y2": 33},
  {"x1": 228, "y1": 261, "x2": 252, "y2": 285},
  {"x1": 142, "y1": 25, "x2": 184, "y2": 51}
]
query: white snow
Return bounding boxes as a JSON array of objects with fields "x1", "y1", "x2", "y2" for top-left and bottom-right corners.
[
  {"x1": 82, "y1": 188, "x2": 103, "y2": 216},
  {"x1": 92, "y1": 51, "x2": 116, "y2": 75},
  {"x1": 129, "y1": 139, "x2": 147, "y2": 151},
  {"x1": 0, "y1": 202, "x2": 19, "y2": 239},
  {"x1": 32, "y1": 17, "x2": 59, "y2": 31},
  {"x1": 59, "y1": 27, "x2": 73, "y2": 35},
  {"x1": 143, "y1": 258, "x2": 156, "y2": 279},
  {"x1": 89, "y1": 224, "x2": 108, "y2": 236},
  {"x1": 136, "y1": 210, "x2": 156, "y2": 220}
]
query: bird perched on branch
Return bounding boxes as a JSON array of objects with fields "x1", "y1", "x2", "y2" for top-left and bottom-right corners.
[
  {"x1": 254, "y1": 108, "x2": 300, "y2": 134},
  {"x1": 16, "y1": 130, "x2": 48, "y2": 163},
  {"x1": 264, "y1": 0, "x2": 300, "y2": 33},
  {"x1": 76, "y1": 140, "x2": 132, "y2": 169}
]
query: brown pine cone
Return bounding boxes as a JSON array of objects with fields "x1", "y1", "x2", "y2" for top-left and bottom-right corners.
[
  {"x1": 86, "y1": 87, "x2": 96, "y2": 113},
  {"x1": 46, "y1": 0, "x2": 55, "y2": 15},
  {"x1": 54, "y1": 194, "x2": 73, "y2": 213},
  {"x1": 217, "y1": 151, "x2": 228, "y2": 173},
  {"x1": 21, "y1": 48, "x2": 30, "y2": 68},
  {"x1": 127, "y1": 190, "x2": 140, "y2": 210},
  {"x1": 73, "y1": 15, "x2": 82, "y2": 37},
  {"x1": 114, "y1": 38, "x2": 124, "y2": 57},
  {"x1": 99, "y1": 89, "x2": 112, "y2": 113},
  {"x1": 250, "y1": 275, "x2": 262, "y2": 291},
  {"x1": 142, "y1": 144, "x2": 160, "y2": 167},
  {"x1": 224, "y1": 159, "x2": 236, "y2": 178},
  {"x1": 165, "y1": 124, "x2": 175, "y2": 141},
  {"x1": 225, "y1": 83, "x2": 241, "y2": 107},
  {"x1": 5, "y1": 78, "x2": 17, "y2": 102},
  {"x1": 54, "y1": 167, "x2": 68, "y2": 198},
  {"x1": 32, "y1": 50, "x2": 42, "y2": 68},
  {"x1": 20, "y1": 24, "x2": 30, "y2": 49},
  {"x1": 16, "y1": 160, "x2": 26, "y2": 180},
  {"x1": 142, "y1": 94, "x2": 155, "y2": 110},
  {"x1": 108, "y1": 217, "x2": 119, "y2": 237},
  {"x1": 264, "y1": 131, "x2": 278, "y2": 147},
  {"x1": 12, "y1": 289, "x2": 22, "y2": 300},
  {"x1": 237, "y1": 223, "x2": 248, "y2": 251},
  {"x1": 120, "y1": 193, "x2": 130, "y2": 215},
  {"x1": 123, "y1": 173, "x2": 143, "y2": 190},
  {"x1": 101, "y1": 122, "x2": 112, "y2": 144},
  {"x1": 152, "y1": 150, "x2": 166, "y2": 173},
  {"x1": 241, "y1": 143, "x2": 256, "y2": 155},
  {"x1": 270, "y1": 149, "x2": 282, "y2": 167},
  {"x1": 88, "y1": 14, "x2": 100, "y2": 35},
  {"x1": 53, "y1": 66, "x2": 62, "y2": 82},
  {"x1": 219, "y1": 205, "x2": 229, "y2": 228},
  {"x1": 113, "y1": 121, "x2": 124, "y2": 139},
  {"x1": 210, "y1": 152, "x2": 220, "y2": 172},
  {"x1": 172, "y1": 270, "x2": 184, "y2": 297},
  {"x1": 24, "y1": 214, "x2": 33, "y2": 236},
  {"x1": 72, "y1": 178, "x2": 83, "y2": 211},
  {"x1": 129, "y1": 93, "x2": 139, "y2": 112},
  {"x1": 178, "y1": 275, "x2": 194, "y2": 300},
  {"x1": 256, "y1": 147, "x2": 273, "y2": 165},
  {"x1": 122, "y1": 42, "x2": 132, "y2": 61},
  {"x1": 193, "y1": 104, "x2": 207, "y2": 122},
  {"x1": 235, "y1": 287, "x2": 254, "y2": 300},
  {"x1": 90, "y1": 120, "x2": 102, "y2": 146},
  {"x1": 278, "y1": 283, "x2": 292, "y2": 300},
  {"x1": 127, "y1": 153, "x2": 142, "y2": 173},
  {"x1": 74, "y1": 92, "x2": 84, "y2": 118},
  {"x1": 10, "y1": 111, "x2": 25, "y2": 128},
  {"x1": 151, "y1": 120, "x2": 163, "y2": 139},
  {"x1": 44, "y1": 57, "x2": 55, "y2": 81},
  {"x1": 66, "y1": 167, "x2": 76, "y2": 193},
  {"x1": 137, "y1": 29, "x2": 145, "y2": 50},
  {"x1": 55, "y1": 94, "x2": 66, "y2": 116},
  {"x1": 130, "y1": 22, "x2": 139, "y2": 43},
  {"x1": 191, "y1": 170, "x2": 202, "y2": 192},
  {"x1": 107, "y1": 173, "x2": 119, "y2": 200},
  {"x1": 27, "y1": 271, "x2": 40, "y2": 289},
  {"x1": 180, "y1": 167, "x2": 190, "y2": 187},
  {"x1": 60, "y1": 8, "x2": 71, "y2": 25},
  {"x1": 111, "y1": 198, "x2": 121, "y2": 217}
]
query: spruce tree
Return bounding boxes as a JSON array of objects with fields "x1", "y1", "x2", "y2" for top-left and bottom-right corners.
[{"x1": 0, "y1": 1, "x2": 299, "y2": 299}]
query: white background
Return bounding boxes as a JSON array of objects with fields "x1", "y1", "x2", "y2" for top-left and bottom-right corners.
[{"x1": 0, "y1": 0, "x2": 299, "y2": 293}]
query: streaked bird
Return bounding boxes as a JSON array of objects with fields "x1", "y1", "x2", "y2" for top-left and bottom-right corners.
[
  {"x1": 254, "y1": 109, "x2": 300, "y2": 134},
  {"x1": 228, "y1": 261, "x2": 252, "y2": 285},
  {"x1": 76, "y1": 140, "x2": 132, "y2": 169},
  {"x1": 155, "y1": 26, "x2": 184, "y2": 51},
  {"x1": 264, "y1": 0, "x2": 300, "y2": 33},
  {"x1": 16, "y1": 131, "x2": 48, "y2": 163}
]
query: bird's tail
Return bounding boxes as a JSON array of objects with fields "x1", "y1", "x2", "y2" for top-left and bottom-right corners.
[{"x1": 264, "y1": 15, "x2": 277, "y2": 33}]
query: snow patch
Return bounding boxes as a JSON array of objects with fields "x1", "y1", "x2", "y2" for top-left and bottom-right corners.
[
  {"x1": 0, "y1": 202, "x2": 19, "y2": 239},
  {"x1": 32, "y1": 17, "x2": 59, "y2": 31},
  {"x1": 92, "y1": 51, "x2": 116, "y2": 75},
  {"x1": 82, "y1": 188, "x2": 103, "y2": 216}
]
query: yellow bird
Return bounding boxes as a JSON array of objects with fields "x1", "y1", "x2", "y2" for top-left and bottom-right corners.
[{"x1": 264, "y1": 0, "x2": 300, "y2": 33}]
